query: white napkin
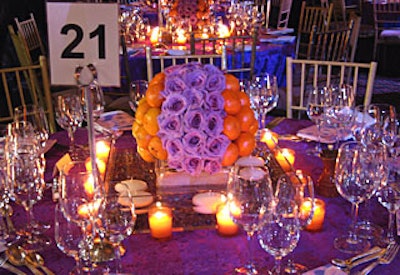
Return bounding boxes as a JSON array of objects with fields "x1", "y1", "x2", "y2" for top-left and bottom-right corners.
[
  {"x1": 303, "y1": 264, "x2": 346, "y2": 275},
  {"x1": 297, "y1": 125, "x2": 352, "y2": 144}
]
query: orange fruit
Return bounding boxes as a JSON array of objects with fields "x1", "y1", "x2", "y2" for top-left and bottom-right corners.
[
  {"x1": 135, "y1": 98, "x2": 150, "y2": 124},
  {"x1": 146, "y1": 83, "x2": 164, "y2": 108},
  {"x1": 132, "y1": 120, "x2": 141, "y2": 137},
  {"x1": 137, "y1": 146, "x2": 155, "y2": 162},
  {"x1": 149, "y1": 72, "x2": 165, "y2": 86},
  {"x1": 235, "y1": 107, "x2": 256, "y2": 132},
  {"x1": 225, "y1": 74, "x2": 240, "y2": 93},
  {"x1": 223, "y1": 115, "x2": 241, "y2": 140},
  {"x1": 222, "y1": 90, "x2": 241, "y2": 115},
  {"x1": 248, "y1": 119, "x2": 259, "y2": 135},
  {"x1": 235, "y1": 132, "x2": 256, "y2": 157},
  {"x1": 143, "y1": 107, "x2": 161, "y2": 136},
  {"x1": 134, "y1": 126, "x2": 153, "y2": 148},
  {"x1": 221, "y1": 142, "x2": 239, "y2": 166},
  {"x1": 237, "y1": 91, "x2": 251, "y2": 108},
  {"x1": 148, "y1": 136, "x2": 168, "y2": 160}
]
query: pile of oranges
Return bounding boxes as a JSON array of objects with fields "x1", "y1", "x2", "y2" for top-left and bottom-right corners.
[{"x1": 132, "y1": 72, "x2": 257, "y2": 167}]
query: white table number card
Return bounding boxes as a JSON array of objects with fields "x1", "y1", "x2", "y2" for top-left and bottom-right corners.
[{"x1": 46, "y1": 3, "x2": 120, "y2": 86}]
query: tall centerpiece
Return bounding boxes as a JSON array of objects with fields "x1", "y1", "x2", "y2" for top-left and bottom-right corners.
[{"x1": 132, "y1": 63, "x2": 258, "y2": 185}]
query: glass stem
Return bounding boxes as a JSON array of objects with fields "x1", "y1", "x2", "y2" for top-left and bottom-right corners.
[
  {"x1": 27, "y1": 205, "x2": 35, "y2": 242},
  {"x1": 316, "y1": 122, "x2": 322, "y2": 153},
  {"x1": 349, "y1": 203, "x2": 360, "y2": 243},
  {"x1": 246, "y1": 231, "x2": 255, "y2": 269},
  {"x1": 387, "y1": 211, "x2": 396, "y2": 243},
  {"x1": 274, "y1": 256, "x2": 282, "y2": 274}
]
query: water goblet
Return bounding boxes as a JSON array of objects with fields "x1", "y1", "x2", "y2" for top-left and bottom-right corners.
[
  {"x1": 334, "y1": 141, "x2": 386, "y2": 254},
  {"x1": 54, "y1": 203, "x2": 83, "y2": 275},
  {"x1": 248, "y1": 74, "x2": 279, "y2": 130},
  {"x1": 55, "y1": 92, "x2": 84, "y2": 159},
  {"x1": 227, "y1": 161, "x2": 274, "y2": 274},
  {"x1": 129, "y1": 80, "x2": 148, "y2": 114}
]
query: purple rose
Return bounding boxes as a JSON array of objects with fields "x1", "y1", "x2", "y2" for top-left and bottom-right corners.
[
  {"x1": 206, "y1": 73, "x2": 226, "y2": 93},
  {"x1": 183, "y1": 88, "x2": 206, "y2": 108},
  {"x1": 165, "y1": 75, "x2": 187, "y2": 94},
  {"x1": 203, "y1": 112, "x2": 224, "y2": 136},
  {"x1": 204, "y1": 158, "x2": 222, "y2": 174},
  {"x1": 161, "y1": 93, "x2": 187, "y2": 115},
  {"x1": 205, "y1": 91, "x2": 225, "y2": 111},
  {"x1": 168, "y1": 157, "x2": 184, "y2": 172},
  {"x1": 182, "y1": 130, "x2": 206, "y2": 155},
  {"x1": 206, "y1": 135, "x2": 230, "y2": 157},
  {"x1": 183, "y1": 157, "x2": 204, "y2": 175},
  {"x1": 158, "y1": 114, "x2": 184, "y2": 138},
  {"x1": 204, "y1": 64, "x2": 222, "y2": 75},
  {"x1": 185, "y1": 69, "x2": 207, "y2": 90},
  {"x1": 163, "y1": 138, "x2": 184, "y2": 158},
  {"x1": 183, "y1": 109, "x2": 204, "y2": 131},
  {"x1": 179, "y1": 62, "x2": 202, "y2": 75}
]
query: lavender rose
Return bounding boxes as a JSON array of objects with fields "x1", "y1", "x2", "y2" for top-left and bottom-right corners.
[
  {"x1": 161, "y1": 93, "x2": 187, "y2": 115},
  {"x1": 167, "y1": 157, "x2": 184, "y2": 172},
  {"x1": 183, "y1": 109, "x2": 204, "y2": 131},
  {"x1": 204, "y1": 158, "x2": 222, "y2": 174},
  {"x1": 185, "y1": 69, "x2": 207, "y2": 90},
  {"x1": 183, "y1": 88, "x2": 206, "y2": 109},
  {"x1": 182, "y1": 130, "x2": 206, "y2": 155},
  {"x1": 158, "y1": 114, "x2": 184, "y2": 138},
  {"x1": 206, "y1": 135, "x2": 230, "y2": 157},
  {"x1": 164, "y1": 75, "x2": 187, "y2": 94},
  {"x1": 206, "y1": 73, "x2": 226, "y2": 93},
  {"x1": 203, "y1": 112, "x2": 224, "y2": 136},
  {"x1": 163, "y1": 138, "x2": 184, "y2": 158},
  {"x1": 183, "y1": 157, "x2": 204, "y2": 175},
  {"x1": 205, "y1": 91, "x2": 225, "y2": 111}
]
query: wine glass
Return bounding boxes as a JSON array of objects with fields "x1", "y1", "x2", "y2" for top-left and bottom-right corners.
[
  {"x1": 334, "y1": 141, "x2": 386, "y2": 254},
  {"x1": 55, "y1": 93, "x2": 84, "y2": 159},
  {"x1": 258, "y1": 181, "x2": 301, "y2": 275},
  {"x1": 248, "y1": 74, "x2": 279, "y2": 130},
  {"x1": 227, "y1": 161, "x2": 274, "y2": 274},
  {"x1": 98, "y1": 189, "x2": 136, "y2": 273},
  {"x1": 58, "y1": 160, "x2": 105, "y2": 273},
  {"x1": 54, "y1": 203, "x2": 83, "y2": 275},
  {"x1": 129, "y1": 80, "x2": 148, "y2": 114},
  {"x1": 306, "y1": 87, "x2": 328, "y2": 155},
  {"x1": 81, "y1": 81, "x2": 105, "y2": 122}
]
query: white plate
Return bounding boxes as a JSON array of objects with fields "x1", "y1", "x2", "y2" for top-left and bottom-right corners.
[{"x1": 167, "y1": 49, "x2": 189, "y2": 56}]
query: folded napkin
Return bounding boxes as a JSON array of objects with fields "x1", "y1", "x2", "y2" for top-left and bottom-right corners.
[
  {"x1": 297, "y1": 125, "x2": 352, "y2": 144},
  {"x1": 303, "y1": 264, "x2": 346, "y2": 275}
]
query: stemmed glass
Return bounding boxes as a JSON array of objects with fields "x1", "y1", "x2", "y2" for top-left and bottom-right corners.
[
  {"x1": 81, "y1": 81, "x2": 105, "y2": 122},
  {"x1": 129, "y1": 80, "x2": 148, "y2": 114},
  {"x1": 306, "y1": 87, "x2": 328, "y2": 155},
  {"x1": 54, "y1": 203, "x2": 83, "y2": 275},
  {"x1": 248, "y1": 74, "x2": 279, "y2": 131},
  {"x1": 227, "y1": 162, "x2": 274, "y2": 274},
  {"x1": 58, "y1": 160, "x2": 105, "y2": 273},
  {"x1": 55, "y1": 93, "x2": 84, "y2": 159},
  {"x1": 258, "y1": 179, "x2": 301, "y2": 275},
  {"x1": 334, "y1": 141, "x2": 386, "y2": 254}
]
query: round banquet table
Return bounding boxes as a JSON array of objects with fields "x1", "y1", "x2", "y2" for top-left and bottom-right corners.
[{"x1": 2, "y1": 116, "x2": 399, "y2": 275}]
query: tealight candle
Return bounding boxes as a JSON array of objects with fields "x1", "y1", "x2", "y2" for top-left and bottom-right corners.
[
  {"x1": 300, "y1": 198, "x2": 326, "y2": 231},
  {"x1": 85, "y1": 157, "x2": 107, "y2": 177},
  {"x1": 148, "y1": 202, "x2": 173, "y2": 240},
  {"x1": 77, "y1": 199, "x2": 102, "y2": 218},
  {"x1": 175, "y1": 28, "x2": 187, "y2": 44},
  {"x1": 274, "y1": 148, "x2": 295, "y2": 172},
  {"x1": 260, "y1": 129, "x2": 278, "y2": 151},
  {"x1": 95, "y1": 140, "x2": 110, "y2": 161},
  {"x1": 216, "y1": 203, "x2": 239, "y2": 236},
  {"x1": 150, "y1": 27, "x2": 160, "y2": 44}
]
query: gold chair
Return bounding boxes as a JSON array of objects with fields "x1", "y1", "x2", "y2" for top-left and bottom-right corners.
[
  {"x1": 0, "y1": 56, "x2": 56, "y2": 133},
  {"x1": 372, "y1": 0, "x2": 400, "y2": 60},
  {"x1": 276, "y1": 0, "x2": 293, "y2": 29},
  {"x1": 13, "y1": 13, "x2": 46, "y2": 65},
  {"x1": 189, "y1": 30, "x2": 258, "y2": 80},
  {"x1": 285, "y1": 57, "x2": 378, "y2": 118},
  {"x1": 146, "y1": 46, "x2": 227, "y2": 81},
  {"x1": 296, "y1": 2, "x2": 333, "y2": 59}
]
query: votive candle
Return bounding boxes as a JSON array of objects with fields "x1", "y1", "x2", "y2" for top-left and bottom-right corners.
[
  {"x1": 300, "y1": 198, "x2": 326, "y2": 231},
  {"x1": 274, "y1": 148, "x2": 295, "y2": 172},
  {"x1": 95, "y1": 140, "x2": 110, "y2": 161},
  {"x1": 148, "y1": 202, "x2": 173, "y2": 240},
  {"x1": 260, "y1": 129, "x2": 278, "y2": 151},
  {"x1": 216, "y1": 203, "x2": 239, "y2": 236}
]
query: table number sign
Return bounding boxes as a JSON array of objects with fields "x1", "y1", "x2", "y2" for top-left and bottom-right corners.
[{"x1": 46, "y1": 3, "x2": 120, "y2": 86}]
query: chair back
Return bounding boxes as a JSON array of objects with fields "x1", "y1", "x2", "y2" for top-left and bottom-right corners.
[
  {"x1": 14, "y1": 13, "x2": 46, "y2": 64},
  {"x1": 189, "y1": 29, "x2": 258, "y2": 80},
  {"x1": 0, "y1": 56, "x2": 56, "y2": 133},
  {"x1": 145, "y1": 46, "x2": 227, "y2": 81},
  {"x1": 285, "y1": 57, "x2": 377, "y2": 118},
  {"x1": 277, "y1": 0, "x2": 293, "y2": 29},
  {"x1": 296, "y1": 2, "x2": 333, "y2": 59},
  {"x1": 373, "y1": 0, "x2": 400, "y2": 60},
  {"x1": 307, "y1": 19, "x2": 355, "y2": 61}
]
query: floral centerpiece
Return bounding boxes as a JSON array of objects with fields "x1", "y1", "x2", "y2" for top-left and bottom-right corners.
[
  {"x1": 132, "y1": 62, "x2": 258, "y2": 176},
  {"x1": 168, "y1": 0, "x2": 210, "y2": 28}
]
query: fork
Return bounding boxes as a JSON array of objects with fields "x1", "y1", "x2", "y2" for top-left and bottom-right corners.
[{"x1": 358, "y1": 243, "x2": 400, "y2": 275}]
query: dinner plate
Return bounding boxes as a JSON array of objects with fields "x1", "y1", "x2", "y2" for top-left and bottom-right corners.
[{"x1": 167, "y1": 49, "x2": 189, "y2": 56}]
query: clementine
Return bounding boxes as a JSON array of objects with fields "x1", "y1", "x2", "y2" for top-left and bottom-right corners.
[
  {"x1": 223, "y1": 115, "x2": 241, "y2": 140},
  {"x1": 237, "y1": 91, "x2": 251, "y2": 108},
  {"x1": 235, "y1": 107, "x2": 257, "y2": 132},
  {"x1": 148, "y1": 136, "x2": 168, "y2": 160},
  {"x1": 222, "y1": 90, "x2": 241, "y2": 115},
  {"x1": 149, "y1": 72, "x2": 165, "y2": 86},
  {"x1": 248, "y1": 119, "x2": 259, "y2": 135},
  {"x1": 135, "y1": 98, "x2": 150, "y2": 124},
  {"x1": 143, "y1": 107, "x2": 161, "y2": 136},
  {"x1": 134, "y1": 126, "x2": 153, "y2": 148},
  {"x1": 137, "y1": 146, "x2": 155, "y2": 163},
  {"x1": 235, "y1": 132, "x2": 256, "y2": 157},
  {"x1": 146, "y1": 82, "x2": 164, "y2": 108},
  {"x1": 225, "y1": 73, "x2": 240, "y2": 93},
  {"x1": 221, "y1": 142, "x2": 239, "y2": 166}
]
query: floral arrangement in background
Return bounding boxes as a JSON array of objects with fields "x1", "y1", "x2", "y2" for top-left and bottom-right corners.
[
  {"x1": 132, "y1": 62, "x2": 258, "y2": 175},
  {"x1": 168, "y1": 0, "x2": 210, "y2": 27}
]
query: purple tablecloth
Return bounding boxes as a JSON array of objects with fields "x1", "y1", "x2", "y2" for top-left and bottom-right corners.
[{"x1": 3, "y1": 117, "x2": 399, "y2": 275}]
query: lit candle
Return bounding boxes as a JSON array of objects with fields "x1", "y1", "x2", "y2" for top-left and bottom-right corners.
[
  {"x1": 274, "y1": 148, "x2": 295, "y2": 172},
  {"x1": 300, "y1": 198, "x2": 326, "y2": 231},
  {"x1": 216, "y1": 203, "x2": 239, "y2": 236},
  {"x1": 148, "y1": 202, "x2": 173, "y2": 240},
  {"x1": 260, "y1": 129, "x2": 278, "y2": 151},
  {"x1": 217, "y1": 23, "x2": 230, "y2": 38},
  {"x1": 175, "y1": 28, "x2": 187, "y2": 44},
  {"x1": 96, "y1": 140, "x2": 110, "y2": 161},
  {"x1": 150, "y1": 27, "x2": 160, "y2": 44},
  {"x1": 77, "y1": 199, "x2": 102, "y2": 218},
  {"x1": 85, "y1": 157, "x2": 107, "y2": 176}
]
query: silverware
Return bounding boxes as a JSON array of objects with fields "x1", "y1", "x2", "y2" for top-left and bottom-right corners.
[
  {"x1": 331, "y1": 246, "x2": 383, "y2": 271},
  {"x1": 358, "y1": 243, "x2": 400, "y2": 275}
]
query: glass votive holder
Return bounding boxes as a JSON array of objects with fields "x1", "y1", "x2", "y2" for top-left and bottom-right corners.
[
  {"x1": 148, "y1": 202, "x2": 173, "y2": 240},
  {"x1": 216, "y1": 203, "x2": 239, "y2": 237},
  {"x1": 300, "y1": 198, "x2": 326, "y2": 231},
  {"x1": 274, "y1": 148, "x2": 295, "y2": 172},
  {"x1": 260, "y1": 129, "x2": 278, "y2": 151}
]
